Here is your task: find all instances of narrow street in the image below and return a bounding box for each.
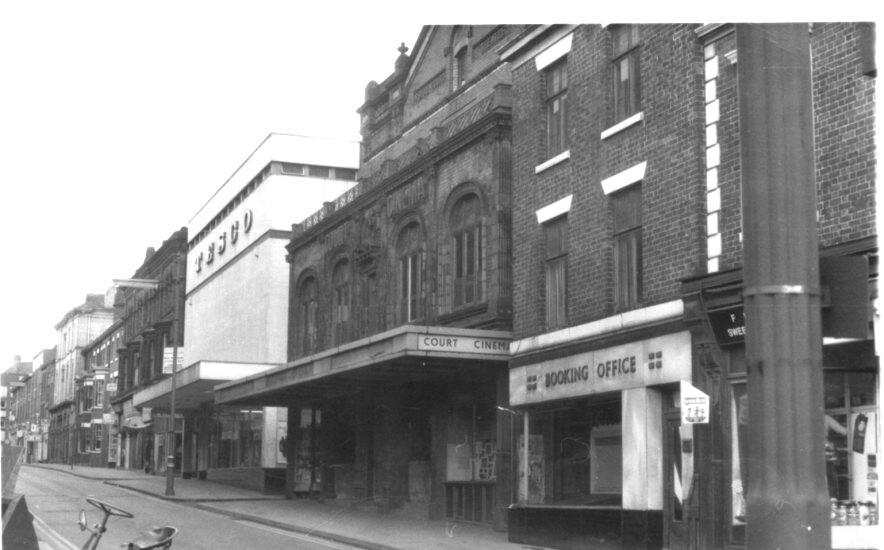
[16,466,364,550]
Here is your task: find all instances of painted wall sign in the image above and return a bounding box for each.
[707,305,745,346]
[417,335,510,355]
[510,331,692,406]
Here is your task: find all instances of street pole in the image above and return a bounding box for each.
[737,24,829,549]
[165,257,182,497]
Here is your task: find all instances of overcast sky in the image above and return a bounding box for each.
[0,2,429,366]
[0,2,875,369]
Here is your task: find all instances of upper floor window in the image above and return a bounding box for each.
[397,222,424,323]
[332,260,351,345]
[545,59,569,157]
[544,215,569,330]
[451,194,484,308]
[612,25,641,123]
[298,277,319,355]
[93,379,104,409]
[143,338,154,384]
[130,350,140,390]
[612,184,642,309]
[452,47,468,91]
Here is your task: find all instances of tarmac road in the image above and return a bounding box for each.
[16,466,365,550]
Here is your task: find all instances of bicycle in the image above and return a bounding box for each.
[77,497,178,550]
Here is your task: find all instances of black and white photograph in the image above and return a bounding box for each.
[1,3,879,549]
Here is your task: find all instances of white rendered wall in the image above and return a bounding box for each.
[184,235,289,365]
[622,387,664,510]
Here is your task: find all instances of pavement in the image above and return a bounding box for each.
[24,463,548,550]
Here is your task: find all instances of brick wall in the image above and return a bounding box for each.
[811,23,877,247]
[512,24,705,339]
[512,23,876,341]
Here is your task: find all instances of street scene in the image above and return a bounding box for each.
[0,10,879,550]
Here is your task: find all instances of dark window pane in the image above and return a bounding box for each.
[824,372,846,409]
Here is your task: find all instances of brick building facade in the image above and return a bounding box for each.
[505,23,876,550]
[111,228,187,475]
[49,295,115,465]
[78,322,122,467]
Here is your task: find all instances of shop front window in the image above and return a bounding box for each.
[825,370,878,528]
[293,407,321,492]
[445,395,496,523]
[518,397,622,505]
[730,369,880,544]
[211,408,264,468]
[729,383,749,544]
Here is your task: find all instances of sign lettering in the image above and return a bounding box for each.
[417,335,510,355]
[707,305,746,346]
[193,209,254,277]
[510,331,692,406]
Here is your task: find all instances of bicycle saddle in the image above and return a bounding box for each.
[126,525,179,549]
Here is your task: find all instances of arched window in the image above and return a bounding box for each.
[397,222,424,322]
[332,260,351,344]
[451,194,483,308]
[298,277,319,355]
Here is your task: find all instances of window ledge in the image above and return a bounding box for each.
[600,112,644,140]
[535,150,570,174]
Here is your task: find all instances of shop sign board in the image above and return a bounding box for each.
[417,334,510,355]
[510,331,692,406]
[106,383,117,393]
[103,413,114,424]
[707,305,746,346]
[680,380,710,424]
[163,347,185,374]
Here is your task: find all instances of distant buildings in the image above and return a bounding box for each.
[49,295,115,464]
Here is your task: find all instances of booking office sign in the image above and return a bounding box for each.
[510,331,693,406]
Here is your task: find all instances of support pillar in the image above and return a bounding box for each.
[737,23,830,549]
[284,406,298,499]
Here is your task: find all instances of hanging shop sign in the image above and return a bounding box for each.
[680,380,710,424]
[106,383,118,393]
[510,331,692,406]
[707,305,746,346]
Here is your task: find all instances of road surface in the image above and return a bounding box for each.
[16,466,363,550]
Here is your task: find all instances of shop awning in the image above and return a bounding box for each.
[133,361,278,410]
[214,325,512,407]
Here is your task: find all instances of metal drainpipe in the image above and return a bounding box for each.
[736,23,830,549]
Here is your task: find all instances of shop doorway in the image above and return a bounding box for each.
[663,403,691,550]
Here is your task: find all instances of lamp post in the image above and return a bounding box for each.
[113,270,181,497]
